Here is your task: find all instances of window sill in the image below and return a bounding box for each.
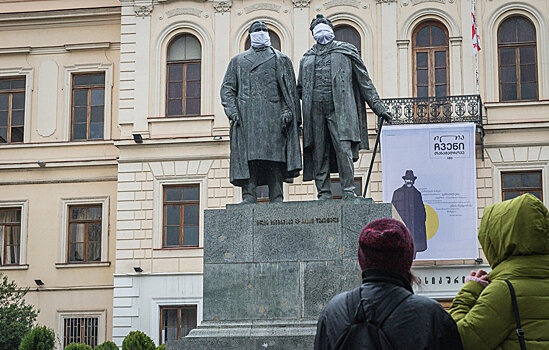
[154,247,203,250]
[484,100,549,108]
[0,264,29,270]
[55,261,111,269]
[148,115,214,123]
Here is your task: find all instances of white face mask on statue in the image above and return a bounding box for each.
[313,23,335,45]
[249,31,271,48]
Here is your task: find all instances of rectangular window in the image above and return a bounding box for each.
[68,205,102,262]
[160,305,197,344]
[71,73,105,141]
[163,184,200,247]
[0,77,25,144]
[167,61,201,117]
[331,178,363,200]
[63,316,99,348]
[0,208,21,265]
[501,171,543,201]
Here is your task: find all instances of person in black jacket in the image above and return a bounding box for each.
[314,218,463,350]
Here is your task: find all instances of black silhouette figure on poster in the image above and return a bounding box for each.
[391,170,427,256]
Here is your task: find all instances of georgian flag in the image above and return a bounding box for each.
[471,0,481,52]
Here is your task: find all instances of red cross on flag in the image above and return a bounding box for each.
[472,0,481,53]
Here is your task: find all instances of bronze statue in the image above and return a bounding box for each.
[298,14,391,200]
[221,21,302,203]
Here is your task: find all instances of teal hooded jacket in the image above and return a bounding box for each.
[449,194,549,349]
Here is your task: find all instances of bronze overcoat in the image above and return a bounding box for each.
[297,41,387,181]
[221,47,302,186]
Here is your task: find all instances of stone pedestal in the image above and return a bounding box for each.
[168,199,394,350]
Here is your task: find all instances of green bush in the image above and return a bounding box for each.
[95,340,119,350]
[64,343,92,350]
[156,344,166,350]
[122,331,155,350]
[18,326,55,350]
[0,273,38,349]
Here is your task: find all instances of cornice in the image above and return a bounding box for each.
[0,42,121,55]
[0,7,121,30]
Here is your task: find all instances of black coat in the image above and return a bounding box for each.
[391,185,427,253]
[314,270,463,350]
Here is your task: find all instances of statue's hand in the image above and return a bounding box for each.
[230,113,241,127]
[281,110,292,131]
[380,111,392,123]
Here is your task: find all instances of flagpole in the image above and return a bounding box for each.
[472,0,480,94]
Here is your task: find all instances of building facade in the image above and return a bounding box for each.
[1,0,548,348]
[0,1,121,348]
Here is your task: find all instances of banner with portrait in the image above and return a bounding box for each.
[381,123,478,260]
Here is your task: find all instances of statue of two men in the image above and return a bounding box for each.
[221,16,391,203]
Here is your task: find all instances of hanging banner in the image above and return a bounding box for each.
[381,123,478,260]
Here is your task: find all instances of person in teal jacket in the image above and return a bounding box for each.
[449,193,549,349]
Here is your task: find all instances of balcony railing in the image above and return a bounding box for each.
[382,94,483,126]
[381,94,485,159]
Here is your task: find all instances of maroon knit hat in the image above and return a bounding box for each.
[358,218,414,275]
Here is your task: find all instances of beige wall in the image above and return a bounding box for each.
[0,2,121,347]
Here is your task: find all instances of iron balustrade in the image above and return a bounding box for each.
[380,94,485,159]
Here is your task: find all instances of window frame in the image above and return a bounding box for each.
[58,197,109,266]
[57,310,106,349]
[151,297,203,346]
[492,161,549,208]
[162,184,200,248]
[63,63,113,141]
[0,76,26,144]
[497,15,538,102]
[159,305,198,344]
[70,73,106,141]
[0,207,22,266]
[412,21,450,98]
[153,176,206,251]
[501,170,543,201]
[166,34,202,118]
[67,204,103,263]
[0,200,28,269]
[0,68,32,144]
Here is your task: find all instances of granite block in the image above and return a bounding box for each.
[204,206,253,263]
[167,335,315,350]
[341,201,392,258]
[253,203,342,262]
[302,259,362,318]
[204,262,300,321]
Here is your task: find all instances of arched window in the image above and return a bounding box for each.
[498,16,537,101]
[412,21,449,98]
[167,34,201,117]
[334,24,361,54]
[244,29,281,51]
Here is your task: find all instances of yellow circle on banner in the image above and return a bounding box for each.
[425,204,439,240]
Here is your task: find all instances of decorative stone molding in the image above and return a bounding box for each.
[377,0,397,3]
[411,0,444,4]
[292,0,311,8]
[244,3,281,14]
[134,5,153,17]
[212,1,232,13]
[324,0,360,10]
[166,8,203,18]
